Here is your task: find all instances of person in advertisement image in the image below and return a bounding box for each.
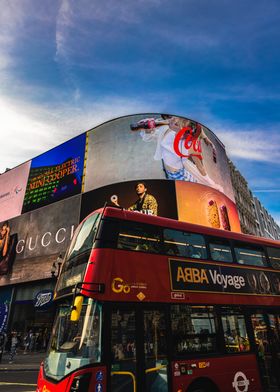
[131,115,223,192]
[0,221,16,275]
[111,181,158,215]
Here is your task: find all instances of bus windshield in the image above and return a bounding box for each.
[56,213,101,294]
[44,298,102,381]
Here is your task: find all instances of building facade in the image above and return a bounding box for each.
[228,160,258,235]
[254,196,280,240]
[0,113,276,346]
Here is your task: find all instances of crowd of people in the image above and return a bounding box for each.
[0,328,50,363]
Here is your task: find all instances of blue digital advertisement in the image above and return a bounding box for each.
[22,133,86,213]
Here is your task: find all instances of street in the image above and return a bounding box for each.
[0,370,37,392]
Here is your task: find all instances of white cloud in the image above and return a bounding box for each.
[214,129,280,163]
[0,93,162,173]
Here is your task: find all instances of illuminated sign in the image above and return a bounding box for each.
[23,134,86,213]
[85,114,235,202]
[0,161,30,221]
[169,259,280,295]
[34,290,53,308]
[0,195,80,287]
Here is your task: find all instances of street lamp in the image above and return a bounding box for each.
[51,254,63,278]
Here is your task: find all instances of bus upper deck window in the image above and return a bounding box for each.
[209,240,233,263]
[267,247,280,270]
[163,229,207,259]
[234,245,267,267]
[117,221,161,254]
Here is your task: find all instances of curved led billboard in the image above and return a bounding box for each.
[0,113,241,286]
[84,114,235,201]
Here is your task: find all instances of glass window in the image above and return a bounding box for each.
[171,305,218,355]
[117,221,161,253]
[209,240,233,263]
[67,213,100,260]
[44,299,102,381]
[111,309,137,392]
[111,309,136,362]
[267,247,280,270]
[144,310,168,391]
[163,229,207,259]
[221,311,250,353]
[268,314,280,343]
[234,245,267,267]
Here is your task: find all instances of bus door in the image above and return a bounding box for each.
[143,308,168,391]
[110,305,169,392]
[251,313,280,391]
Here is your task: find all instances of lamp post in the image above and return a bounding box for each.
[51,254,63,278]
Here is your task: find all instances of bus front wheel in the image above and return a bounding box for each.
[187,378,219,392]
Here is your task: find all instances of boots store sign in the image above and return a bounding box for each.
[33,290,54,309]
[0,195,81,286]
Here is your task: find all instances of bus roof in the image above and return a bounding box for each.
[92,206,280,248]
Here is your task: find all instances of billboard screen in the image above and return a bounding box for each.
[22,134,86,213]
[0,195,81,286]
[81,179,178,221]
[84,114,235,201]
[80,178,240,232]
[0,161,30,221]
[175,182,241,232]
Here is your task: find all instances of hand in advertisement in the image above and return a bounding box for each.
[130,118,169,133]
[110,195,120,207]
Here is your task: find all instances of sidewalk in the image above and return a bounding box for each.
[0,351,45,371]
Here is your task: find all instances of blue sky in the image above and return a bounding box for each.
[0,0,279,223]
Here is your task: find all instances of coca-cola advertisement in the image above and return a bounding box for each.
[84,114,235,202]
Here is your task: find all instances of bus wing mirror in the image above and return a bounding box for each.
[70,295,83,322]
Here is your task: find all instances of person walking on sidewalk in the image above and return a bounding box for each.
[0,332,6,363]
[9,331,18,363]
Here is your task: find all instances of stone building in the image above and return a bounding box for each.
[228,160,258,235]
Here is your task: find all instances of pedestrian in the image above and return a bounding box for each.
[30,331,36,352]
[0,332,6,363]
[9,331,18,363]
[23,330,31,354]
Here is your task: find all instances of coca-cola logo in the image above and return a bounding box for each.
[34,290,53,308]
[173,126,202,159]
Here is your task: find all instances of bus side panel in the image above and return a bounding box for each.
[37,365,107,392]
[171,354,261,392]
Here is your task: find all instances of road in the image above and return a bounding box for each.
[0,370,37,392]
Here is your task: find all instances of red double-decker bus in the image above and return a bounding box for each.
[37,206,280,392]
